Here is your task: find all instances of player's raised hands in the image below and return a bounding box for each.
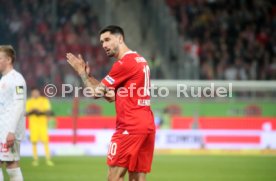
[66,53,86,75]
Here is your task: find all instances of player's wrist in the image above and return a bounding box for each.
[80,72,89,82]
[78,69,86,75]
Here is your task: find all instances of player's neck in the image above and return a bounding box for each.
[2,65,13,76]
[116,45,131,60]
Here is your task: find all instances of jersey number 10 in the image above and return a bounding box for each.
[143,65,150,96]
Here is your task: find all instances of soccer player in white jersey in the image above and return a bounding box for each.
[0,45,26,181]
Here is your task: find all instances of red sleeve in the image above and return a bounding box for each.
[101,60,132,89]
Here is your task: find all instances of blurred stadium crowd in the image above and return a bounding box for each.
[0,0,109,92]
[0,0,275,92]
[167,0,276,80]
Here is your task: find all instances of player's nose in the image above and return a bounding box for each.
[101,42,106,48]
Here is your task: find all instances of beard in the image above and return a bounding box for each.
[106,46,119,57]
[106,50,115,57]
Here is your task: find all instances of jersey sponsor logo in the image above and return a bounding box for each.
[16,86,24,94]
[105,75,115,85]
[138,99,151,106]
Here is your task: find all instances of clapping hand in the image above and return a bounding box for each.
[66,53,87,75]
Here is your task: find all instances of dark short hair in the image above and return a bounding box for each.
[99,25,125,40]
[0,45,16,64]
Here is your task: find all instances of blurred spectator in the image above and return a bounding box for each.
[268,57,276,79]
[64,67,81,87]
[224,58,248,80]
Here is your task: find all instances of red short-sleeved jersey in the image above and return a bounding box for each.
[101,51,155,134]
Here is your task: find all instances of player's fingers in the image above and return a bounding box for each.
[66,53,72,58]
[66,53,76,65]
[66,53,76,62]
[78,54,86,64]
[67,54,75,61]
[66,53,72,62]
[66,58,73,66]
[66,57,73,63]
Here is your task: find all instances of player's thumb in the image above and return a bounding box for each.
[85,61,90,74]
[78,54,83,60]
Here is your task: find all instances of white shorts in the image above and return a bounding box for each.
[0,140,20,162]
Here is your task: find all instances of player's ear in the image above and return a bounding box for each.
[6,56,13,64]
[119,35,123,44]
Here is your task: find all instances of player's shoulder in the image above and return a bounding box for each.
[3,70,26,89]
[121,51,147,65]
[8,69,26,85]
[26,97,34,104]
[40,96,50,102]
[122,51,139,60]
[123,52,147,63]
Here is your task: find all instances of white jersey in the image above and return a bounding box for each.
[0,69,26,142]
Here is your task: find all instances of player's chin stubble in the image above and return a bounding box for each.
[107,47,119,57]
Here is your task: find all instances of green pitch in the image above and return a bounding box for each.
[2,155,276,181]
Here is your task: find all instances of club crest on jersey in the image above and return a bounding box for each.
[105,75,115,85]
[16,86,24,94]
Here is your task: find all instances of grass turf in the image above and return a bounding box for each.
[2,155,276,181]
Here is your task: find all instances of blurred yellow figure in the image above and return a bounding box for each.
[26,88,54,166]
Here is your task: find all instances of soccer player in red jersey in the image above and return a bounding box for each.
[66,25,155,181]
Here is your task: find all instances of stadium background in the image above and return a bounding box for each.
[1,0,276,180]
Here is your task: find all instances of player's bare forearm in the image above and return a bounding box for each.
[79,72,115,102]
[80,72,97,89]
